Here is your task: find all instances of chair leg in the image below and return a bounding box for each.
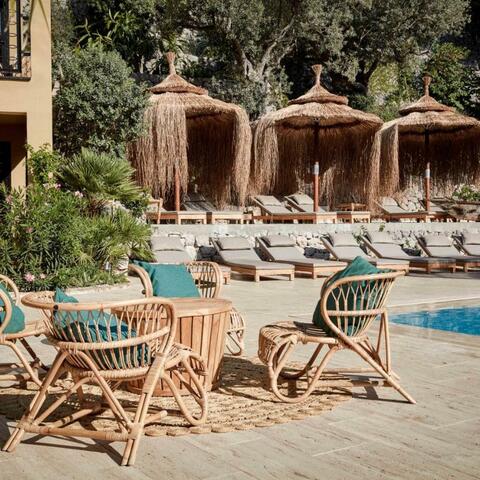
[268,338,339,403]
[225,309,245,356]
[3,351,68,453]
[343,337,416,404]
[1,339,44,386]
[161,351,208,426]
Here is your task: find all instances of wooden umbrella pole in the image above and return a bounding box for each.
[174,167,181,213]
[424,130,431,212]
[313,124,320,213]
[313,162,319,213]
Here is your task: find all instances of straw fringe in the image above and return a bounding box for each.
[128,57,251,208]
[253,102,382,207]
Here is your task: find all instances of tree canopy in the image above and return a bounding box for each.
[53,0,479,130]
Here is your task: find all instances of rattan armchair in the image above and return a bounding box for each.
[0,275,46,386]
[129,261,245,356]
[3,294,208,466]
[258,271,415,404]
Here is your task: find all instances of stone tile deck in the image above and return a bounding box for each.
[1,271,479,479]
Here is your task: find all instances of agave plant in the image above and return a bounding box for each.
[58,148,143,214]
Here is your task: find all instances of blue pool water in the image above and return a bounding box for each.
[390,306,480,336]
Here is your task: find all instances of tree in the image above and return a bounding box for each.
[297,0,470,96]
[163,0,343,114]
[53,45,148,156]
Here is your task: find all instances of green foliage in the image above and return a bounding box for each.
[58,148,144,213]
[425,43,475,112]
[0,147,153,291]
[452,184,480,201]
[53,45,148,156]
[87,210,154,268]
[26,145,62,185]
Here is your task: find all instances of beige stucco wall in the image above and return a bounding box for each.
[0,0,52,188]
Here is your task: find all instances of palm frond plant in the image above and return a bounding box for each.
[87,210,154,273]
[58,148,144,214]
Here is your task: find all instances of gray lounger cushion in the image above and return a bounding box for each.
[423,234,452,247]
[263,235,296,247]
[151,236,185,251]
[256,195,283,206]
[218,249,292,270]
[267,246,341,267]
[329,233,358,247]
[217,237,251,251]
[463,233,480,245]
[154,250,192,263]
[290,194,313,206]
[367,231,395,244]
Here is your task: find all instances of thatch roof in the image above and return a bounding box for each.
[128,52,251,207]
[252,65,383,207]
[379,75,480,196]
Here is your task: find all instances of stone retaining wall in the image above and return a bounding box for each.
[151,222,480,261]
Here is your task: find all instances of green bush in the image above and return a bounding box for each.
[58,148,146,214]
[53,45,148,156]
[27,145,62,184]
[0,147,153,291]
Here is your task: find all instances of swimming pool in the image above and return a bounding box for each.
[390,306,480,336]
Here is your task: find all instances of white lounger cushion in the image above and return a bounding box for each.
[263,235,296,247]
[329,233,358,247]
[151,236,185,251]
[217,237,251,251]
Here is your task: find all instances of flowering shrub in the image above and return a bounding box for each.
[0,148,153,291]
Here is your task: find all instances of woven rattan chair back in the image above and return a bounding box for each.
[320,271,402,339]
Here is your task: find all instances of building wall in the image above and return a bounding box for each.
[0,0,52,188]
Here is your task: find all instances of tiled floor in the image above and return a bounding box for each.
[1,271,479,479]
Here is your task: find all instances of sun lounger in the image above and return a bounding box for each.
[419,199,453,221]
[321,233,409,272]
[183,193,247,224]
[457,233,480,256]
[376,197,433,222]
[286,193,369,223]
[257,235,346,278]
[150,236,231,284]
[212,236,295,282]
[362,231,456,273]
[252,195,336,224]
[147,196,208,224]
[417,234,480,272]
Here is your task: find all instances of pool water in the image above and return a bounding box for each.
[390,306,480,336]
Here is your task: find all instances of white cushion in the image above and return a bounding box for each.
[423,234,452,247]
[329,233,358,247]
[150,236,184,251]
[263,235,296,247]
[256,195,282,206]
[217,237,251,251]
[368,231,395,244]
[463,233,480,245]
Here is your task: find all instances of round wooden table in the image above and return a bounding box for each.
[126,297,232,397]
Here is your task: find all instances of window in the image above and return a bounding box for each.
[0,0,31,79]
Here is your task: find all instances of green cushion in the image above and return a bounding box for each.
[135,262,200,298]
[0,283,25,334]
[54,289,146,368]
[312,256,383,336]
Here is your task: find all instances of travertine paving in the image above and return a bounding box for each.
[1,271,479,479]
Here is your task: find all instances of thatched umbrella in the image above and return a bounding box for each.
[252,65,383,209]
[128,52,251,209]
[379,75,480,210]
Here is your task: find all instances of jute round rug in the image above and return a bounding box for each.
[0,356,351,436]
